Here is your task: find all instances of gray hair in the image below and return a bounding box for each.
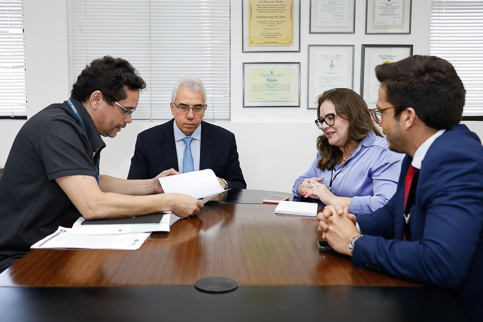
[171,75,207,104]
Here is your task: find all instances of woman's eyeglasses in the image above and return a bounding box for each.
[315,113,337,129]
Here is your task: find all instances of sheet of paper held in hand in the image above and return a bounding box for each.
[274,201,318,217]
[159,169,224,202]
[31,227,150,250]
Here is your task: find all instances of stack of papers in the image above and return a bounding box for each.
[31,227,150,250]
[31,213,173,250]
[74,213,171,234]
[274,201,318,217]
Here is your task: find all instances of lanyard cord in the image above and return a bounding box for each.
[328,157,353,192]
[67,99,100,185]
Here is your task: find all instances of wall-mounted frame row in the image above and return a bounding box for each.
[242,0,412,53]
[243,44,413,108]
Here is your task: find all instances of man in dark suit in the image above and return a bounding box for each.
[128,76,246,190]
[317,55,483,321]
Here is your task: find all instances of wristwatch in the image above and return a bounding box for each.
[220,178,228,190]
[349,235,363,254]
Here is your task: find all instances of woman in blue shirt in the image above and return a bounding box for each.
[293,88,403,214]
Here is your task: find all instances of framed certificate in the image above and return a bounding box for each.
[360,45,413,108]
[307,45,354,109]
[310,0,355,34]
[243,62,300,107]
[366,0,412,34]
[242,0,301,52]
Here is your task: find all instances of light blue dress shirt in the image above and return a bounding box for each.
[174,122,202,173]
[292,131,404,215]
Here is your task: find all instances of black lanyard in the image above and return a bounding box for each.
[67,99,99,185]
[328,157,353,192]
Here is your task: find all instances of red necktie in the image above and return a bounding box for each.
[403,165,418,240]
[404,165,418,208]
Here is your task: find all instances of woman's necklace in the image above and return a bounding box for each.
[341,146,356,162]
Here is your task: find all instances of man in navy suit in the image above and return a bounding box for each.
[317,55,483,321]
[128,75,246,190]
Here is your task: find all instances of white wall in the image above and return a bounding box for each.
[1,0,482,192]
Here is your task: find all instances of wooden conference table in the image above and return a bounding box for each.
[0,190,465,321]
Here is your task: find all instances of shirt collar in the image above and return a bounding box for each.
[173,120,202,141]
[67,97,106,153]
[360,131,376,147]
[412,129,445,169]
[351,131,376,155]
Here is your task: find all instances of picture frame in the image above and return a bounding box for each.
[243,62,301,107]
[242,0,301,52]
[309,0,355,34]
[307,45,354,109]
[365,0,412,34]
[360,45,413,108]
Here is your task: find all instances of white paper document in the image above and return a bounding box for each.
[159,169,224,202]
[275,201,318,217]
[31,227,150,250]
[70,214,171,235]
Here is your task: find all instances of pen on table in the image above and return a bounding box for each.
[308,180,316,188]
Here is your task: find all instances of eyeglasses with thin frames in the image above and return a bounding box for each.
[369,105,405,124]
[315,113,337,130]
[102,93,136,118]
[114,101,136,118]
[172,101,206,114]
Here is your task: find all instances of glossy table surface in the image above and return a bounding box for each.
[0,191,417,286]
[0,190,418,287]
[0,190,466,321]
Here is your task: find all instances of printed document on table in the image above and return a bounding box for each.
[159,169,224,202]
[31,227,150,250]
[71,214,171,235]
[275,201,318,217]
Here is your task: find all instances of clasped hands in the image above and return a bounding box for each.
[317,204,360,257]
[299,177,333,204]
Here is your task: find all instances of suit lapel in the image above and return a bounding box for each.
[200,122,213,170]
[161,119,179,171]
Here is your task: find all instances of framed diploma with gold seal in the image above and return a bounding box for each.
[243,62,300,107]
[360,45,413,108]
[365,0,412,34]
[242,0,301,52]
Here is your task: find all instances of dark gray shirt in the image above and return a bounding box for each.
[0,98,105,272]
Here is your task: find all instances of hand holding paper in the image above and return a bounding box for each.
[159,169,224,202]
